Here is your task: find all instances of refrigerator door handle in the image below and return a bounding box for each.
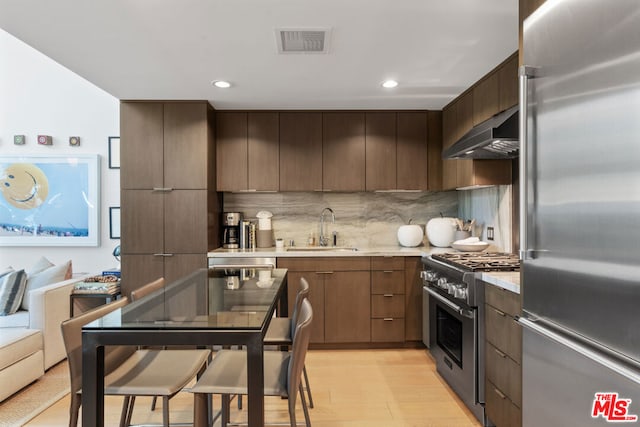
[519,65,539,261]
[517,316,640,386]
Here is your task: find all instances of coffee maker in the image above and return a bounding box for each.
[222,212,242,249]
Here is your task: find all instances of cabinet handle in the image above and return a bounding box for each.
[383,318,394,321]
[493,308,506,317]
[494,387,507,399]
[152,187,173,192]
[383,294,394,298]
[383,270,394,273]
[153,253,174,257]
[494,348,507,358]
[316,271,334,275]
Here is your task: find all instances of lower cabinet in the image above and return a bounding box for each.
[121,254,207,297]
[278,255,424,346]
[484,283,522,427]
[278,257,371,344]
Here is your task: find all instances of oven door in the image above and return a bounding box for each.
[427,286,483,422]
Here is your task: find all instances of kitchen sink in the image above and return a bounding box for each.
[286,247,359,252]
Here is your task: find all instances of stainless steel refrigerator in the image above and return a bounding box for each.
[519,0,640,425]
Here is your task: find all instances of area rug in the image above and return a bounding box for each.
[0,361,70,427]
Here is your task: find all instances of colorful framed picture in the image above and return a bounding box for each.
[0,154,100,246]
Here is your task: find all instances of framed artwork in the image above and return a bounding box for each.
[108,136,120,169]
[0,154,100,246]
[109,207,121,239]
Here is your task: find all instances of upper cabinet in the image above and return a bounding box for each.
[121,102,212,190]
[323,112,366,192]
[217,110,441,192]
[279,112,323,191]
[441,53,517,190]
[216,112,279,192]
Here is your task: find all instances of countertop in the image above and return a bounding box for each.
[481,271,521,294]
[208,245,453,258]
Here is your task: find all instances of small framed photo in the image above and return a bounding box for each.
[109,207,121,239]
[108,136,120,169]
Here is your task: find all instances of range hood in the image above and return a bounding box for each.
[443,105,519,159]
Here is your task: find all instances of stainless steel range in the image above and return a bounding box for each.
[421,252,520,426]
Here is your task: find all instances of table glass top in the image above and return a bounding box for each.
[83,268,287,330]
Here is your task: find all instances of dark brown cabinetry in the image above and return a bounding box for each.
[277,257,371,344]
[370,256,405,342]
[120,101,219,296]
[323,112,366,191]
[365,112,397,191]
[279,112,323,191]
[441,53,517,190]
[216,112,279,191]
[484,283,522,427]
[403,257,423,341]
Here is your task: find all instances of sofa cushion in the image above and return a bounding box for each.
[0,310,29,327]
[0,269,27,316]
[0,328,42,371]
[25,256,55,276]
[21,260,72,311]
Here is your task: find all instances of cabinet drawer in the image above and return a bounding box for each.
[371,270,405,294]
[371,256,404,271]
[485,304,522,361]
[486,342,522,407]
[485,284,521,317]
[371,294,405,318]
[277,257,370,272]
[371,318,405,342]
[485,379,522,427]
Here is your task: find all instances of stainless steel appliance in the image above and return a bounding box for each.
[519,1,640,425]
[222,212,242,249]
[422,252,520,426]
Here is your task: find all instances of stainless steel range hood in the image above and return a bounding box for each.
[443,105,519,159]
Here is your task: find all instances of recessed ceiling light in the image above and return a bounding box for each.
[212,80,231,88]
[382,80,398,88]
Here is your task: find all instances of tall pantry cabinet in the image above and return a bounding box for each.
[120,101,220,296]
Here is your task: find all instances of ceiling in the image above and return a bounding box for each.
[0,0,518,110]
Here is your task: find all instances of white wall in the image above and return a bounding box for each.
[0,29,120,274]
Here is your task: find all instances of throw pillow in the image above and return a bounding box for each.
[0,269,28,316]
[21,260,73,311]
[26,256,55,276]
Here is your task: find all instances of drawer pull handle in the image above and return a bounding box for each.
[494,388,507,399]
[494,348,507,358]
[316,271,334,275]
[494,308,506,317]
[383,318,394,321]
[153,253,174,257]
[383,270,394,273]
[152,187,173,192]
[383,294,394,297]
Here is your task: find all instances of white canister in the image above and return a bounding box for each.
[256,211,273,230]
[426,217,457,247]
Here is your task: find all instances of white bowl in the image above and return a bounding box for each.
[451,241,490,252]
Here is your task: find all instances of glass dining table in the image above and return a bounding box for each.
[81,267,288,427]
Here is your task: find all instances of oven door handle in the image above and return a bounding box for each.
[210,264,275,270]
[424,286,475,319]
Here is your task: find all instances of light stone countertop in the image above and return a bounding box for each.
[208,245,453,258]
[481,271,521,294]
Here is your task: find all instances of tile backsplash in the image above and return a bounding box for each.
[224,192,458,248]
[458,185,512,252]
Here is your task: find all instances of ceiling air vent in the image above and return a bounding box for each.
[275,28,331,54]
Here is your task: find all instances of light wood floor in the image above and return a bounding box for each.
[27,348,481,426]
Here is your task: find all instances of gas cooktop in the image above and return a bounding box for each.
[431,252,520,272]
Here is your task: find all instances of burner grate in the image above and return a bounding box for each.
[432,252,520,272]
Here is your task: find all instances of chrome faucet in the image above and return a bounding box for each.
[319,207,335,246]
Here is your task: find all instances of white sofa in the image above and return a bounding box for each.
[0,275,82,402]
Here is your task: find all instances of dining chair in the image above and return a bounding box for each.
[61,297,210,427]
[190,298,314,427]
[264,277,314,408]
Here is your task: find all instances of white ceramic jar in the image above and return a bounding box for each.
[426,217,457,247]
